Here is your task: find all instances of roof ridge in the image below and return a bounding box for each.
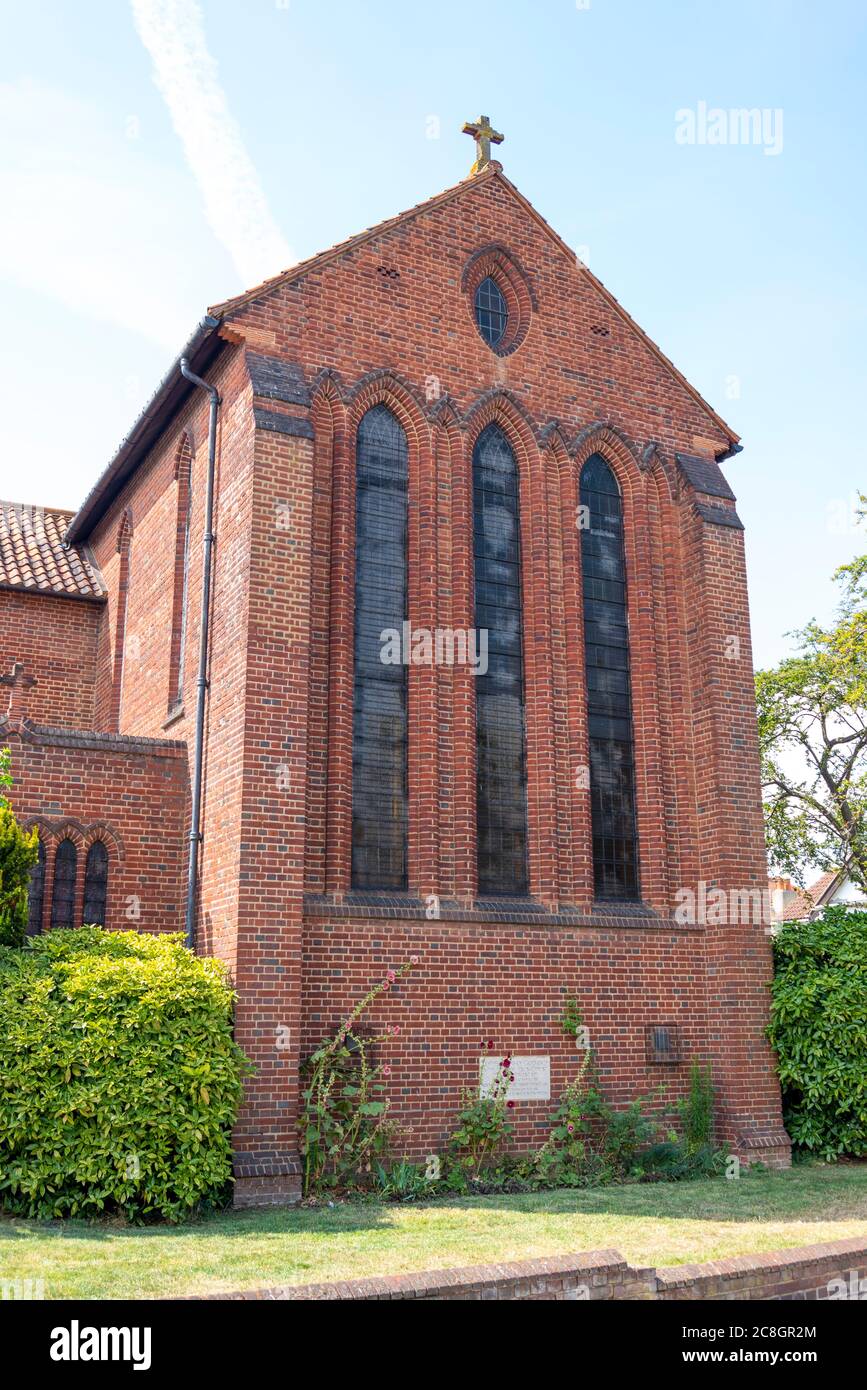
[0,499,76,519]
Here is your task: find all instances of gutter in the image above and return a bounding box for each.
[715,441,744,464]
[65,315,222,546]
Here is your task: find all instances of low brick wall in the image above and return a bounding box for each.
[194,1238,867,1301]
[653,1238,867,1301]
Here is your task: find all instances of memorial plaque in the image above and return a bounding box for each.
[479,1054,551,1102]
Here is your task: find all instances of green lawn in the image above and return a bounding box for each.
[3,1163,867,1300]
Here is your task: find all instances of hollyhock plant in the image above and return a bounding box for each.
[299,956,420,1196]
[447,1045,517,1179]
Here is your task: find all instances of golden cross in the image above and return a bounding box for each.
[462,114,504,174]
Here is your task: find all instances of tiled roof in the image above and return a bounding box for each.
[775,870,842,922]
[0,501,105,601]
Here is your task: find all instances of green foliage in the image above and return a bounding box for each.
[534,1050,596,1184]
[448,1056,515,1179]
[0,747,12,798]
[0,928,249,1221]
[372,1157,429,1201]
[535,1053,725,1188]
[769,905,867,1160]
[559,992,583,1039]
[299,959,418,1196]
[677,1061,715,1153]
[586,1088,665,1179]
[756,505,867,891]
[0,747,39,948]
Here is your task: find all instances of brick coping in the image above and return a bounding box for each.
[0,717,187,757]
[183,1236,867,1301]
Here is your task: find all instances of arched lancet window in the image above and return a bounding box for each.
[112,514,133,731]
[351,404,409,890]
[473,422,528,895]
[83,840,109,926]
[26,836,46,936]
[169,439,193,710]
[580,453,640,899]
[51,838,78,929]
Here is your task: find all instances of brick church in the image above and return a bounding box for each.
[0,120,790,1203]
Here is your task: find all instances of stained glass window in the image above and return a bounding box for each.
[83,840,109,926]
[26,836,45,936]
[351,404,409,890]
[580,453,640,899]
[474,276,508,349]
[51,838,78,928]
[473,423,529,895]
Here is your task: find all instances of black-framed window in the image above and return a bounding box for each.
[26,836,45,936]
[474,276,508,348]
[83,840,109,926]
[51,838,78,928]
[580,453,640,900]
[473,422,529,895]
[351,404,409,890]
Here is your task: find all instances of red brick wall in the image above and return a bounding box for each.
[302,912,709,1159]
[35,166,789,1198]
[2,719,187,935]
[0,589,101,728]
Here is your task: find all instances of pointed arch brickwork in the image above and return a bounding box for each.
[463,392,559,904]
[572,425,668,912]
[167,433,194,714]
[110,509,133,733]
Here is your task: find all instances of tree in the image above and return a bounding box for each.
[0,747,39,947]
[756,499,867,893]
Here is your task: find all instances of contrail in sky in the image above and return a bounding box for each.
[131,0,293,287]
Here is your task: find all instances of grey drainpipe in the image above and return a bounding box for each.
[180,358,221,949]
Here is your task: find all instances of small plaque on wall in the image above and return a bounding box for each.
[480,1055,551,1102]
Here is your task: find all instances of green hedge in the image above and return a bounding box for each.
[769,905,867,1160]
[0,929,249,1220]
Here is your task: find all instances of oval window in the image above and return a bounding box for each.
[474,275,508,348]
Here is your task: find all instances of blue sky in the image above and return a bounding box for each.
[1,0,865,668]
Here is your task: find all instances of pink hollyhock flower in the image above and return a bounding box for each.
[392,1025,400,1036]
[410,955,419,965]
[502,1056,511,1067]
[382,1065,392,1077]
[487,1039,495,1050]
[386,969,396,984]
[507,1101,515,1109]
[567,1123,575,1133]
